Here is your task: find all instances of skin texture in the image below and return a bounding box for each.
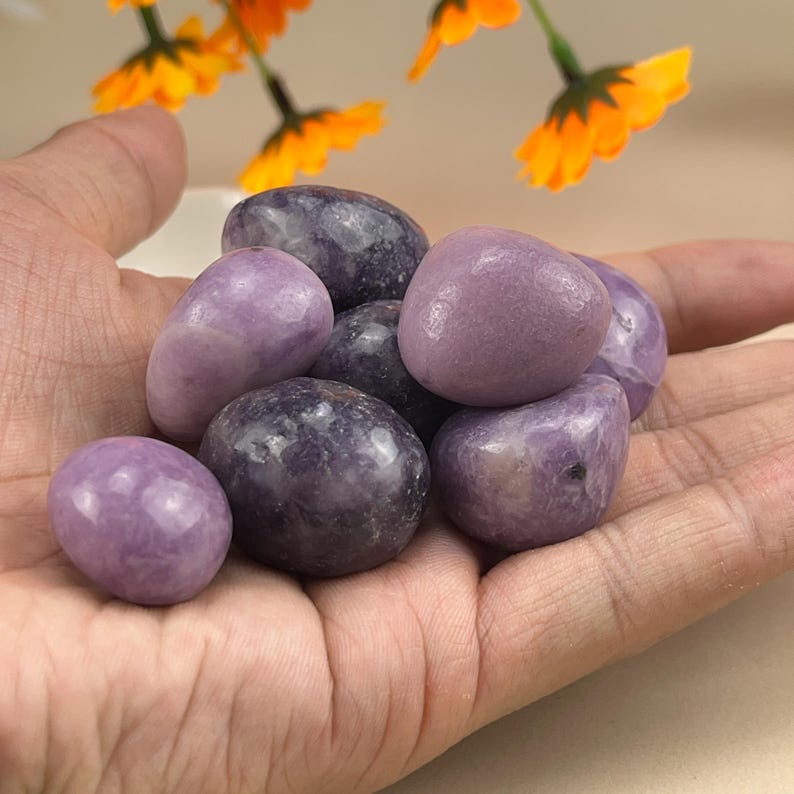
[1,108,794,794]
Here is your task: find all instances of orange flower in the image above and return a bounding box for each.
[213,0,312,54]
[408,0,521,81]
[240,101,386,193]
[107,0,157,11]
[516,47,691,191]
[93,17,242,113]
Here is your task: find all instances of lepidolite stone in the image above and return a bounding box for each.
[198,378,430,577]
[576,254,668,419]
[398,226,612,407]
[221,185,430,312]
[431,374,630,550]
[309,300,458,446]
[146,247,333,442]
[47,437,232,605]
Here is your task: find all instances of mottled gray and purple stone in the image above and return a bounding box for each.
[221,185,430,312]
[47,437,232,605]
[576,254,668,419]
[398,226,612,407]
[146,247,334,442]
[431,374,630,550]
[198,378,430,577]
[309,300,459,447]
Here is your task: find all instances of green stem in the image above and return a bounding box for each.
[525,0,585,83]
[218,0,300,123]
[138,6,168,47]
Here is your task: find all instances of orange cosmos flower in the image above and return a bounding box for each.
[107,0,156,12]
[516,47,691,191]
[214,0,313,54]
[240,101,386,193]
[93,16,242,113]
[409,0,521,81]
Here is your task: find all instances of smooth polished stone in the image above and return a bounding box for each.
[398,226,612,407]
[576,254,668,419]
[146,247,334,442]
[309,300,458,446]
[431,374,630,550]
[47,437,233,605]
[221,185,430,312]
[198,378,430,577]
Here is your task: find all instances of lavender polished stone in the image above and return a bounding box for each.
[146,247,334,442]
[198,378,430,577]
[221,185,430,312]
[431,374,630,550]
[398,226,612,407]
[576,254,668,419]
[309,300,458,447]
[47,437,232,605]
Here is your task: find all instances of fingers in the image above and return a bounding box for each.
[469,441,794,730]
[610,390,794,518]
[0,107,186,258]
[639,339,794,431]
[606,239,794,353]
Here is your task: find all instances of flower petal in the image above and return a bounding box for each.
[437,2,478,46]
[589,98,630,161]
[470,0,522,28]
[515,120,562,187]
[408,27,442,82]
[626,47,692,103]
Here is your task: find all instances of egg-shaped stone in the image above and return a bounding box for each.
[397,226,612,407]
[431,374,630,550]
[146,247,334,442]
[575,254,668,420]
[221,185,429,312]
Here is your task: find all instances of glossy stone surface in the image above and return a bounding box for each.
[146,247,334,442]
[309,300,458,446]
[221,185,430,312]
[576,254,668,419]
[398,226,612,407]
[198,378,430,577]
[47,437,232,605]
[431,374,630,550]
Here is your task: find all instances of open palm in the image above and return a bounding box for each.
[1,108,793,794]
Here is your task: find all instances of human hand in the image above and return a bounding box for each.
[1,108,792,794]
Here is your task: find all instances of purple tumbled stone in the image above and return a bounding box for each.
[398,226,612,407]
[198,378,431,577]
[431,374,630,550]
[221,185,430,312]
[146,247,334,442]
[575,254,668,419]
[309,300,459,447]
[47,437,233,605]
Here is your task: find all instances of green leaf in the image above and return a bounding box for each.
[546,65,633,129]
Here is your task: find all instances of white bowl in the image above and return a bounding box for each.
[119,186,245,278]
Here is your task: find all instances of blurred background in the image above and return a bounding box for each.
[1,2,793,792]
[1,0,793,253]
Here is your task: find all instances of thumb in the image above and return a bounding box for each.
[0,106,187,258]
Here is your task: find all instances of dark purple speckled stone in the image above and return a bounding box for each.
[47,437,232,605]
[198,378,431,577]
[221,185,430,312]
[309,300,458,447]
[575,254,668,420]
[431,374,630,551]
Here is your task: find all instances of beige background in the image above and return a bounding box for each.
[2,1,794,792]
